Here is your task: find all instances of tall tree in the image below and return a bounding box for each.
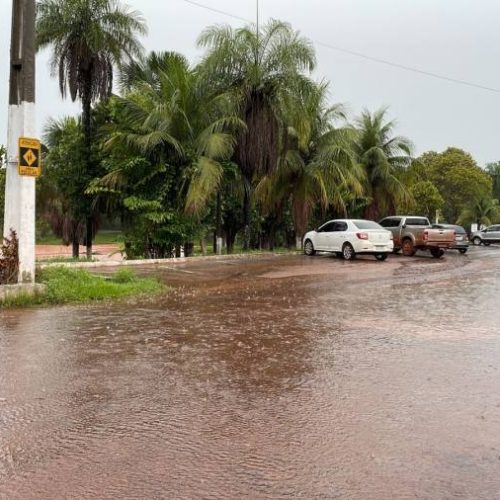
[257,82,362,248]
[352,108,413,221]
[485,162,500,200]
[198,20,316,249]
[36,0,146,257]
[416,148,492,222]
[458,197,500,229]
[42,117,87,257]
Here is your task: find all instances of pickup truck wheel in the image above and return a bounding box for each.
[430,248,445,258]
[459,248,468,255]
[342,243,356,261]
[484,242,491,246]
[304,240,316,256]
[375,254,388,261]
[472,237,482,246]
[402,239,416,257]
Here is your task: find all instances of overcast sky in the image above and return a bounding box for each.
[1,0,500,165]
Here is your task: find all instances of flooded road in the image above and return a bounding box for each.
[1,248,500,499]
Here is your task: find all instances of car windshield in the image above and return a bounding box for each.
[353,220,383,230]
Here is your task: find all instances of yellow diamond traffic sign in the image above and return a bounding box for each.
[23,149,37,167]
[18,137,41,177]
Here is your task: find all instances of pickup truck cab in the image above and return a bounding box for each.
[379,216,455,258]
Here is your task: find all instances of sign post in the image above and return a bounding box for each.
[3,0,37,283]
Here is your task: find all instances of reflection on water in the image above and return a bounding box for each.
[1,249,500,498]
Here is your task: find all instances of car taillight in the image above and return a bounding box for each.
[423,230,428,241]
[356,232,369,240]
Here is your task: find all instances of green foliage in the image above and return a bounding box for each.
[399,180,444,220]
[0,267,164,307]
[198,20,317,248]
[485,162,500,200]
[36,14,499,256]
[89,51,243,258]
[256,82,360,241]
[352,107,413,220]
[457,198,500,228]
[37,0,146,105]
[416,148,492,223]
[41,117,88,243]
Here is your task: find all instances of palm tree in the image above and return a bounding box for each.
[352,108,413,221]
[458,197,500,229]
[42,117,86,257]
[36,0,146,258]
[257,82,362,248]
[90,52,243,256]
[198,20,316,249]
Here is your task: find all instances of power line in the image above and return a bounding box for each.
[181,0,248,22]
[315,41,500,94]
[180,0,500,94]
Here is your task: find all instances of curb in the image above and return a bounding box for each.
[37,252,300,270]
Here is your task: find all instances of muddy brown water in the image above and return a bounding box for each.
[1,248,500,499]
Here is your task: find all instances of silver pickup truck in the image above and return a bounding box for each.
[379,216,456,258]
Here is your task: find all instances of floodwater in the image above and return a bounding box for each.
[1,248,500,499]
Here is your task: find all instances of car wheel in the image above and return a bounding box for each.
[430,248,445,258]
[484,242,491,246]
[375,254,388,261]
[472,237,482,246]
[304,239,316,256]
[342,243,356,261]
[459,248,468,254]
[402,239,416,257]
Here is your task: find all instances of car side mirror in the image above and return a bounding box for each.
[402,223,407,229]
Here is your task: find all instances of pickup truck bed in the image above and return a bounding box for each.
[379,216,455,258]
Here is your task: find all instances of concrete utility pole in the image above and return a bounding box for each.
[4,0,37,282]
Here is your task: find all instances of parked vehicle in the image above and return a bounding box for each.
[432,224,469,254]
[471,225,500,246]
[379,216,455,258]
[303,219,393,261]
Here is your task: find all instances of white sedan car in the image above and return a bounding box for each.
[303,219,394,261]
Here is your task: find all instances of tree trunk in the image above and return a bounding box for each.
[227,231,236,254]
[72,235,79,259]
[81,73,93,260]
[85,216,93,259]
[243,188,251,251]
[213,190,222,253]
[364,200,380,222]
[296,235,302,250]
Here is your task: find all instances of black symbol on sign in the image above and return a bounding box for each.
[20,147,39,168]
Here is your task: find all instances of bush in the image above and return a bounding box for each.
[0,230,19,284]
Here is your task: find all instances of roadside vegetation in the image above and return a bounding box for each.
[2,1,500,264]
[0,267,164,308]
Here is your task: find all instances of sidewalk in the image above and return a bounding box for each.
[36,244,123,262]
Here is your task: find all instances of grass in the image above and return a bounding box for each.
[36,256,96,264]
[37,231,124,246]
[0,267,165,308]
